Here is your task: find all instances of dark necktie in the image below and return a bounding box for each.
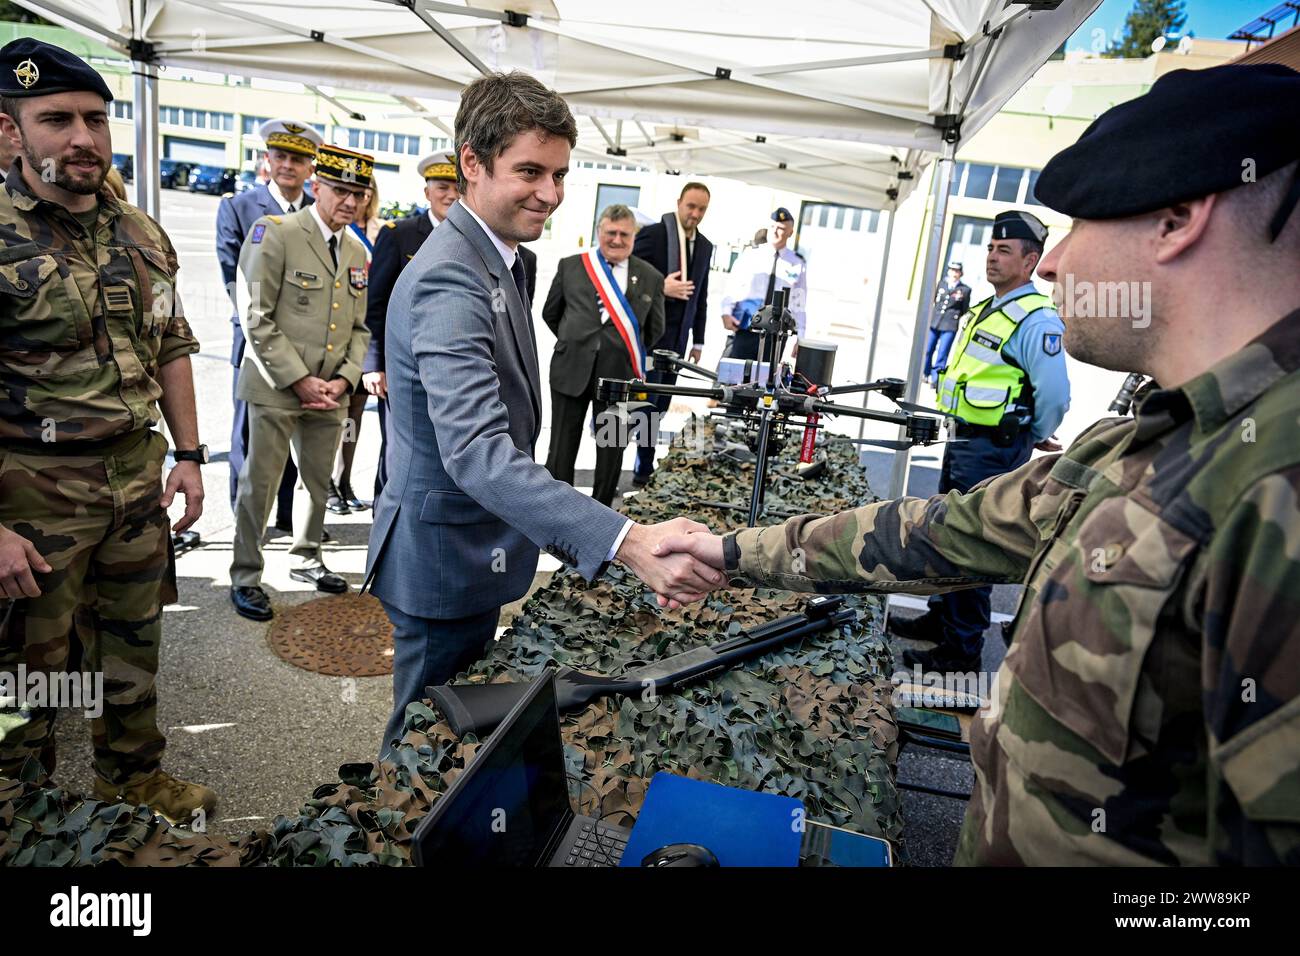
[511,255,530,312]
[764,250,779,304]
[327,235,337,270]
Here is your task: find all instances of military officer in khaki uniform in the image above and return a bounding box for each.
[0,39,215,823]
[229,145,374,621]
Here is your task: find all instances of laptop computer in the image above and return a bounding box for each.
[411,671,633,868]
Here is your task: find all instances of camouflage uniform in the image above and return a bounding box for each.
[724,310,1300,865]
[0,160,198,786]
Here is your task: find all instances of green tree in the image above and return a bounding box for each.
[1106,0,1187,58]
[0,2,50,23]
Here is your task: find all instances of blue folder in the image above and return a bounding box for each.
[619,772,804,867]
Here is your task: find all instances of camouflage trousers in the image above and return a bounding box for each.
[0,428,175,786]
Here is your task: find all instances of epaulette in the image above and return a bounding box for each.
[383,220,397,229]
[266,214,282,224]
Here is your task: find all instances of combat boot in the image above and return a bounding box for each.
[94,770,218,825]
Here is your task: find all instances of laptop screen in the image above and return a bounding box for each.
[413,673,572,867]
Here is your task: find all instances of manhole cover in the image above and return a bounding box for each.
[266,592,394,677]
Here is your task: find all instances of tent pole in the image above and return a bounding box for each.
[131,58,160,220]
[886,143,956,500]
[858,204,896,440]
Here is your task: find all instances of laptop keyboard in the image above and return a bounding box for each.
[563,822,627,867]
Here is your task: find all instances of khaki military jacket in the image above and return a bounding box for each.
[727,309,1300,865]
[236,208,369,408]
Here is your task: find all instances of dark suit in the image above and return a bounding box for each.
[542,253,665,505]
[216,183,310,516]
[365,202,626,758]
[631,215,712,480]
[365,211,537,498]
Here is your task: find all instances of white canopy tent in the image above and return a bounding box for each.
[17,0,1099,495]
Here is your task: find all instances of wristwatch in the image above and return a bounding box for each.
[173,445,209,464]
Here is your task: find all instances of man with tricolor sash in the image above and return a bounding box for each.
[543,203,665,506]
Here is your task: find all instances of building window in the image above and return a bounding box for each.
[1025,169,1044,206]
[992,166,1023,203]
[963,163,995,200]
[242,115,268,135]
[111,100,133,120]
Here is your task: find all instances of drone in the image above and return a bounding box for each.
[597,288,949,526]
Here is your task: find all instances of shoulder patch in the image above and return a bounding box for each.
[1043,332,1062,356]
[250,223,267,244]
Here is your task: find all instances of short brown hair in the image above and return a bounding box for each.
[679,181,710,199]
[454,71,577,192]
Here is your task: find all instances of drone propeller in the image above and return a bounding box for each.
[890,398,947,416]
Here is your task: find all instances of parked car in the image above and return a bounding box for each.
[379,200,422,220]
[111,153,133,183]
[235,169,260,194]
[188,165,238,195]
[158,159,195,189]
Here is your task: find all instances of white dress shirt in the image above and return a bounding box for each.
[458,199,517,270]
[267,179,305,214]
[307,203,345,265]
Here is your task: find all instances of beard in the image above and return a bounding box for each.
[24,141,109,195]
[1063,316,1157,376]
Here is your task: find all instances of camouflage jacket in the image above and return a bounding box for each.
[725,309,1300,865]
[0,160,198,445]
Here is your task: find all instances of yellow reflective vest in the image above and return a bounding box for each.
[937,291,1054,426]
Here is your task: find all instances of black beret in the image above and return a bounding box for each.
[992,210,1047,243]
[1035,63,1300,221]
[0,38,113,101]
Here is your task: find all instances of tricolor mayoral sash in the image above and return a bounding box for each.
[580,249,646,379]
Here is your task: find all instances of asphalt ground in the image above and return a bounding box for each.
[47,188,1016,862]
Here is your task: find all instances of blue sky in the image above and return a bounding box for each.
[1065,0,1275,51]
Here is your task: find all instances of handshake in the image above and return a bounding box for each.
[614,518,729,609]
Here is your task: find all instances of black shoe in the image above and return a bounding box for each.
[321,528,334,544]
[338,480,369,511]
[902,644,982,674]
[631,473,650,488]
[326,480,350,515]
[270,515,293,536]
[888,610,942,644]
[289,566,348,593]
[231,586,273,621]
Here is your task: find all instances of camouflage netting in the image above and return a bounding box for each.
[0,416,902,866]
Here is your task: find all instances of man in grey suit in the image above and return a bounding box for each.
[366,72,722,758]
[544,204,665,506]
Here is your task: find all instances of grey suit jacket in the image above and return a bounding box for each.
[542,253,665,398]
[366,201,629,620]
